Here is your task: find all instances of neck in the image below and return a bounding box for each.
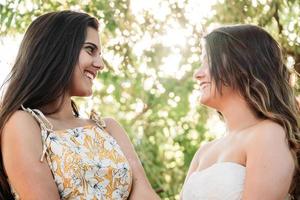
[40,95,76,120]
[218,93,261,135]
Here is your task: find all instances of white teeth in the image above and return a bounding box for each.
[84,72,94,80]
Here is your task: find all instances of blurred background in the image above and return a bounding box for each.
[1,0,299,199]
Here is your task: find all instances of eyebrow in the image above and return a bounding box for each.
[84,42,99,50]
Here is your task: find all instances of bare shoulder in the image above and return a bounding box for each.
[5,110,37,124]
[102,117,131,147]
[258,119,286,135]
[2,110,43,161]
[103,117,125,136]
[3,110,41,140]
[103,117,120,129]
[246,120,293,160]
[246,120,288,148]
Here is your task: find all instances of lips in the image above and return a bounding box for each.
[200,82,210,89]
[84,70,96,80]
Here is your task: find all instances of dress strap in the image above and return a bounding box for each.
[90,109,106,129]
[21,105,53,162]
[21,105,53,131]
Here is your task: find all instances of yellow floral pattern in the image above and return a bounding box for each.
[12,108,132,200]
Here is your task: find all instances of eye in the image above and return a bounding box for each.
[85,46,95,55]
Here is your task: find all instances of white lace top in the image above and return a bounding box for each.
[182,162,245,200]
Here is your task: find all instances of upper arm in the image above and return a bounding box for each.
[243,123,295,200]
[104,117,159,200]
[1,111,60,200]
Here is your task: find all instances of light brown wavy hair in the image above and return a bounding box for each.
[204,24,300,199]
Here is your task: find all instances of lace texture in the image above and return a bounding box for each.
[182,162,245,200]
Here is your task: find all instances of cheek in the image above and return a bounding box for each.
[210,82,217,95]
[69,66,83,88]
[206,70,212,82]
[72,66,82,81]
[201,83,219,101]
[219,85,235,98]
[77,51,92,67]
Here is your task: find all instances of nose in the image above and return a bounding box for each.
[93,54,105,70]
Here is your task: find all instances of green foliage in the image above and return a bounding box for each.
[1,0,299,199]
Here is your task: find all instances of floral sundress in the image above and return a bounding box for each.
[11,106,132,200]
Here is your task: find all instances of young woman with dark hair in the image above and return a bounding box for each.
[181,24,300,200]
[0,11,159,200]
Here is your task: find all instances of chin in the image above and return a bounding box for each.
[82,90,93,97]
[199,96,214,108]
[199,94,209,105]
[71,89,93,97]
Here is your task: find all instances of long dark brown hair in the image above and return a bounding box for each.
[0,10,98,199]
[204,24,300,199]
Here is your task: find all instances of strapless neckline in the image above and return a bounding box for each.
[192,161,245,175]
[182,162,246,200]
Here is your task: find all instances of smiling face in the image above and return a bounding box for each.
[69,27,104,97]
[194,51,217,107]
[194,49,235,109]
